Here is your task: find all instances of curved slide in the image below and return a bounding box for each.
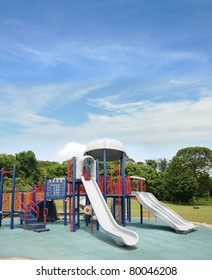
[81,176,139,246]
[132,192,197,233]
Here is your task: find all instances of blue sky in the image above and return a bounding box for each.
[0,0,211,162]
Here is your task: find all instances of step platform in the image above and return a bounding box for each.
[19,209,50,233]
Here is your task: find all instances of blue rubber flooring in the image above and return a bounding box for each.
[0,218,211,260]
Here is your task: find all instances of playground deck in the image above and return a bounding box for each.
[0,217,211,260]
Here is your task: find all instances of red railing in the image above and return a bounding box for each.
[43,208,48,227]
[20,201,27,230]
[29,200,39,220]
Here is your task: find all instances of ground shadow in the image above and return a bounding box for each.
[82,225,138,251]
[128,221,174,233]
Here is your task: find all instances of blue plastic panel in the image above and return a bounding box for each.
[46,179,66,199]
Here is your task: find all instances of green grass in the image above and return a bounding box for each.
[55,198,212,225]
[163,202,212,225]
[55,200,63,211]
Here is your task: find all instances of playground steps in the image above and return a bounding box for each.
[19,206,49,233]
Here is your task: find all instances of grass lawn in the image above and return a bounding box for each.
[163,202,212,225]
[55,197,212,225]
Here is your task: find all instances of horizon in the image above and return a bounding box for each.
[1,141,211,164]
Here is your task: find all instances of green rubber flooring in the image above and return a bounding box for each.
[0,218,211,260]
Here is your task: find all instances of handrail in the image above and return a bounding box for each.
[20,201,27,230]
[1,213,10,220]
[29,200,39,220]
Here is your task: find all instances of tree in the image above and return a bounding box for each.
[125,155,135,164]
[176,147,212,198]
[15,151,40,182]
[176,147,212,175]
[125,161,165,200]
[157,158,169,173]
[0,154,16,170]
[164,156,198,203]
[37,160,67,178]
[145,159,157,170]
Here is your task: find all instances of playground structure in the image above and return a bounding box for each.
[0,166,50,232]
[0,138,196,246]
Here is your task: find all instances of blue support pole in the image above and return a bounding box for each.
[96,160,99,185]
[103,149,107,200]
[64,176,67,226]
[63,201,67,226]
[85,158,90,227]
[77,182,80,229]
[0,168,4,227]
[44,177,47,211]
[128,197,131,222]
[10,164,16,230]
[121,153,126,226]
[43,176,47,228]
[96,160,99,230]
[72,157,76,232]
[140,204,143,224]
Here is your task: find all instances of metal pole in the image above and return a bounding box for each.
[121,153,126,226]
[72,157,76,232]
[77,181,80,229]
[10,164,16,229]
[64,176,67,226]
[0,168,4,227]
[43,176,47,228]
[127,196,131,222]
[140,204,143,224]
[96,160,99,230]
[103,149,107,200]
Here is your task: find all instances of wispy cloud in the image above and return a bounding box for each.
[16,44,55,66]
[0,79,111,129]
[88,77,208,113]
[2,93,210,161]
[81,95,212,150]
[88,95,149,114]
[1,28,209,79]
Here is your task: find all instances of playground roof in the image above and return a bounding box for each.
[130,176,146,181]
[84,138,126,161]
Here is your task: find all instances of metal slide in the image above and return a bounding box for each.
[81,176,139,246]
[132,192,197,233]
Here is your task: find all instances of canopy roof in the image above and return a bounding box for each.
[84,138,126,161]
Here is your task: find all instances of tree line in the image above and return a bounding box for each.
[0,147,211,204]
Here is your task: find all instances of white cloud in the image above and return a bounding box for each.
[1,80,211,162]
[85,96,212,144]
[88,95,148,114]
[27,95,212,160]
[58,142,86,160]
[0,79,111,127]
